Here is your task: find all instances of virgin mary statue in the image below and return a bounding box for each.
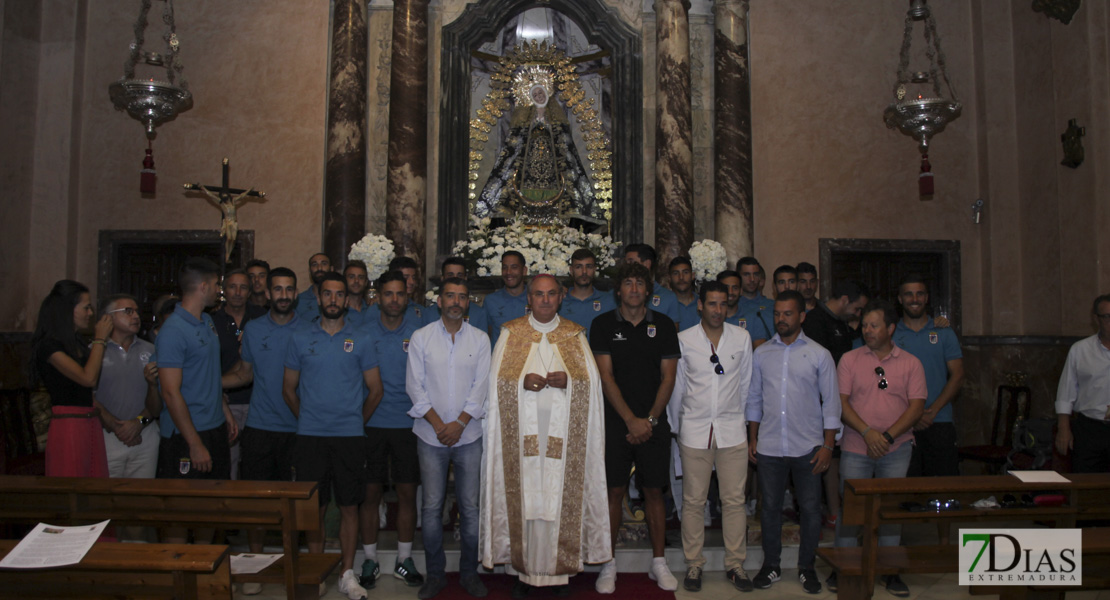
[475,65,603,227]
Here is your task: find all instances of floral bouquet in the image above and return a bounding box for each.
[452,216,620,277]
[689,239,727,284]
[348,233,396,279]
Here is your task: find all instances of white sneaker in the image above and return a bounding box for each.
[338,569,368,600]
[595,560,617,594]
[242,582,263,595]
[649,560,678,591]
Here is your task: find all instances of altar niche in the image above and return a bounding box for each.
[438,0,642,256]
[96,230,255,327]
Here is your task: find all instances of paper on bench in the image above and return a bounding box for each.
[1009,470,1071,484]
[231,553,283,574]
[0,520,109,569]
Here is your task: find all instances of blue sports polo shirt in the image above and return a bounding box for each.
[154,304,225,438]
[363,313,422,428]
[484,287,529,346]
[647,285,681,323]
[675,296,700,332]
[423,300,490,334]
[893,318,962,423]
[294,288,319,318]
[285,319,378,437]
[727,301,772,342]
[738,293,773,314]
[559,287,616,339]
[241,312,301,433]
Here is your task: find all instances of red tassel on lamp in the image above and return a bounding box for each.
[140,146,157,194]
[918,153,934,199]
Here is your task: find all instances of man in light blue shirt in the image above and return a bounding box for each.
[484,250,529,346]
[893,275,963,478]
[294,252,332,318]
[746,291,840,594]
[668,256,700,332]
[423,257,490,333]
[559,248,616,338]
[407,277,491,599]
[624,243,680,323]
[284,272,383,599]
[357,271,425,589]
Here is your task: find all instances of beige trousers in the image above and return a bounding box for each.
[679,439,749,571]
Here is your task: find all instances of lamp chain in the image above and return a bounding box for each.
[123,0,152,80]
[121,0,187,90]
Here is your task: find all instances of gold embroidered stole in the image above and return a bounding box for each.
[496,316,591,575]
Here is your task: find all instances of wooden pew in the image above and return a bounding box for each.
[0,540,230,599]
[0,476,339,600]
[817,473,1110,599]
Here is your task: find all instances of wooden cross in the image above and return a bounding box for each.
[183,158,266,272]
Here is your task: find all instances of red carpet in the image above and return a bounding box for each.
[435,572,676,600]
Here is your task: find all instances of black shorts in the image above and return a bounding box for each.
[156,422,231,480]
[605,420,671,489]
[240,427,296,482]
[364,427,420,485]
[293,435,366,507]
[908,421,959,477]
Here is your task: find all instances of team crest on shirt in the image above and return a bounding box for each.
[738,319,748,329]
[463,315,470,323]
[414,307,423,318]
[179,457,191,475]
[343,338,354,352]
[929,332,938,344]
[402,339,410,352]
[593,300,601,311]
[139,352,151,363]
[652,295,661,307]
[647,324,657,338]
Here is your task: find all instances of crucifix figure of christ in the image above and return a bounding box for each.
[183,158,266,265]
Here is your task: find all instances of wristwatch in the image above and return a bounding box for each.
[137,416,154,426]
[882,431,894,444]
[646,415,658,427]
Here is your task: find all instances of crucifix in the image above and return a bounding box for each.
[183,158,266,270]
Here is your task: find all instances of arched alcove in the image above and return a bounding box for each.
[437,0,642,255]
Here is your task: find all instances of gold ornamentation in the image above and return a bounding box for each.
[523,434,540,457]
[546,436,564,460]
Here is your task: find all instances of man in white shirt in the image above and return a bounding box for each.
[668,281,754,593]
[407,278,491,599]
[1055,294,1110,473]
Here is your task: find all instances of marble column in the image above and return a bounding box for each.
[385,0,429,275]
[713,0,753,264]
[655,0,694,271]
[324,0,368,270]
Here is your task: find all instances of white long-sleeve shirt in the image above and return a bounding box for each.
[407,319,491,447]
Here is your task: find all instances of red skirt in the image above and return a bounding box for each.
[45,406,109,478]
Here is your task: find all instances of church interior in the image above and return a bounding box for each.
[1,0,1108,597]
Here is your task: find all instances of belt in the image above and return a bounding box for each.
[51,409,100,419]
[1077,413,1110,425]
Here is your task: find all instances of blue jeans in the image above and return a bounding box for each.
[756,448,824,570]
[836,443,912,548]
[417,437,483,578]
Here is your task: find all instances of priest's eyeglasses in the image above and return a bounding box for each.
[710,352,724,375]
[875,366,888,390]
[108,307,138,316]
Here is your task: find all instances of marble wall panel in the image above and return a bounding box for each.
[367,5,393,236]
[689,14,714,244]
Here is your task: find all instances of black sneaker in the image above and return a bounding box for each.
[510,578,532,599]
[752,565,780,589]
[798,569,822,594]
[882,574,910,597]
[683,566,702,592]
[394,558,425,587]
[728,567,755,592]
[826,571,838,592]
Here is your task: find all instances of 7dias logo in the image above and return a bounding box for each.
[959,529,1081,586]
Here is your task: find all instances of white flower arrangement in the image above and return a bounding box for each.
[689,239,727,283]
[451,216,620,276]
[348,233,396,279]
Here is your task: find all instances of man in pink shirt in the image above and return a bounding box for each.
[829,300,925,597]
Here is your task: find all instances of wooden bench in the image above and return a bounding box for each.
[0,476,340,600]
[817,473,1110,599]
[0,540,230,599]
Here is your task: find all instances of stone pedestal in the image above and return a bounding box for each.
[324,0,368,269]
[386,0,429,275]
[713,0,753,264]
[654,0,694,269]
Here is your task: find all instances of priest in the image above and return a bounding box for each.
[480,274,611,597]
